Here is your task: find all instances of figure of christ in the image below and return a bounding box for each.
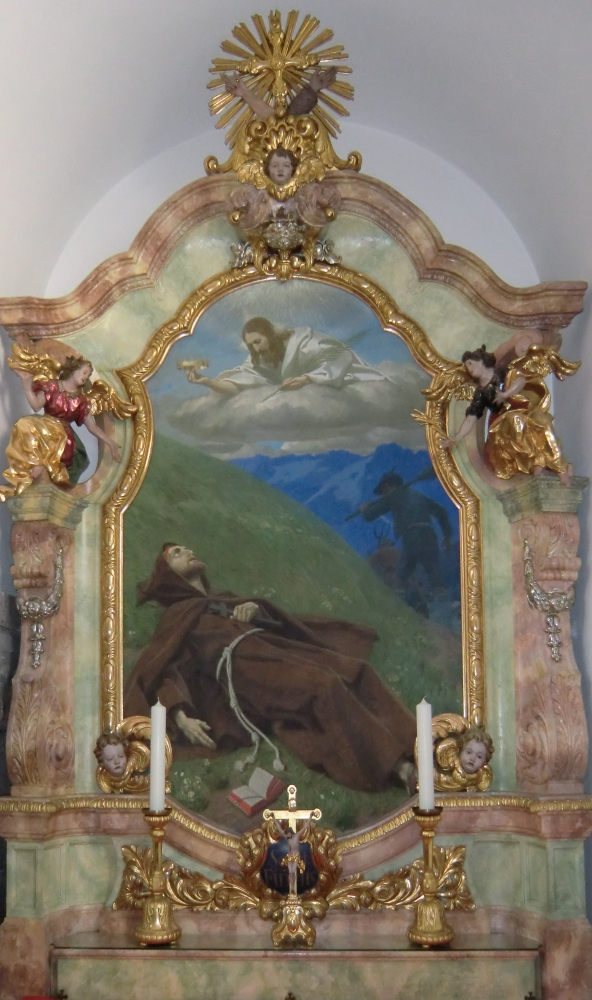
[124,544,417,794]
[273,814,313,896]
[186,317,390,397]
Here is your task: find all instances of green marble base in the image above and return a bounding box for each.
[51,932,541,1000]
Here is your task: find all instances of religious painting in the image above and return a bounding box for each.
[122,277,462,835]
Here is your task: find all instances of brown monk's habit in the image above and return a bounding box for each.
[124,557,416,792]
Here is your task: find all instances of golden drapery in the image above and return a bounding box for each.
[0,415,69,498]
[486,373,569,480]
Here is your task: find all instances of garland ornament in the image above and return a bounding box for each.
[523,539,575,662]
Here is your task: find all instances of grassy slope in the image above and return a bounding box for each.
[124,433,461,832]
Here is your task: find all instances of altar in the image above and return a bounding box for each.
[0,10,591,1000]
[50,930,542,1000]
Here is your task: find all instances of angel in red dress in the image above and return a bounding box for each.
[1,346,135,500]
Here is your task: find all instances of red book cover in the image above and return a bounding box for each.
[228,767,286,817]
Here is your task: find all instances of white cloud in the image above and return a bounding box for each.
[167,361,428,458]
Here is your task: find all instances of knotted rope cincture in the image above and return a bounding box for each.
[216,628,285,773]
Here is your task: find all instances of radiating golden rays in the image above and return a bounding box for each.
[208,9,354,145]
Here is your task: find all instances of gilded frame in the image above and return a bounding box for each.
[100,262,485,740]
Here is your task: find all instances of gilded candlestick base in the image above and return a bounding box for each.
[407,806,454,948]
[135,808,181,948]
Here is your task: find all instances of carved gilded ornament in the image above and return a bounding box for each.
[206,10,357,165]
[94,716,173,795]
[114,801,474,948]
[205,11,360,279]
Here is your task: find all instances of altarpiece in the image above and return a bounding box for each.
[0,11,590,1000]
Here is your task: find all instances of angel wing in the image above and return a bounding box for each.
[422,364,475,404]
[508,345,581,382]
[432,713,467,741]
[7,344,62,381]
[85,379,136,419]
[435,737,460,773]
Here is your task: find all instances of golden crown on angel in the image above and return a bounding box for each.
[0,342,135,501]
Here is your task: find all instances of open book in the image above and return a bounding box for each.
[228,767,286,817]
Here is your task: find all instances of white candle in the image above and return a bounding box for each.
[416,698,435,811]
[150,699,167,812]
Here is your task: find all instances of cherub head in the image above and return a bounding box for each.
[264,146,299,186]
[457,727,494,774]
[461,345,497,385]
[94,730,129,778]
[58,355,93,390]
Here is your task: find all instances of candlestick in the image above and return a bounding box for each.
[150,700,166,812]
[135,808,181,946]
[416,698,434,810]
[408,806,454,947]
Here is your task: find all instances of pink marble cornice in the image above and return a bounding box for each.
[0,173,585,340]
[0,794,590,875]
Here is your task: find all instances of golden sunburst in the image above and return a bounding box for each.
[208,9,354,146]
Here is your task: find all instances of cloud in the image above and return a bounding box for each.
[166,361,429,458]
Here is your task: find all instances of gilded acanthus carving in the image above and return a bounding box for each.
[512,509,588,791]
[114,807,473,949]
[6,517,78,795]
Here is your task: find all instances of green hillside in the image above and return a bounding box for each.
[123,433,462,833]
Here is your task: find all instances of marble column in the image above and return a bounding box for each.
[498,476,589,794]
[5,484,88,797]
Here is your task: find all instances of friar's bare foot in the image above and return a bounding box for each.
[532,466,543,477]
[559,464,573,488]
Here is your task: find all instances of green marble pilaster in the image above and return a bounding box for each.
[73,502,103,793]
[497,475,589,523]
[5,836,224,918]
[447,397,516,791]
[548,840,586,919]
[365,831,586,921]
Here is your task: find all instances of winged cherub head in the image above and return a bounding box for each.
[456,727,494,774]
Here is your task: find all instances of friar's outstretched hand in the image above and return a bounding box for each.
[232,601,259,623]
[175,709,217,749]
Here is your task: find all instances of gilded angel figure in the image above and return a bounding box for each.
[0,345,135,500]
[434,344,578,486]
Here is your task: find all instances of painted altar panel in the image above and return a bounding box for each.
[122,278,462,834]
